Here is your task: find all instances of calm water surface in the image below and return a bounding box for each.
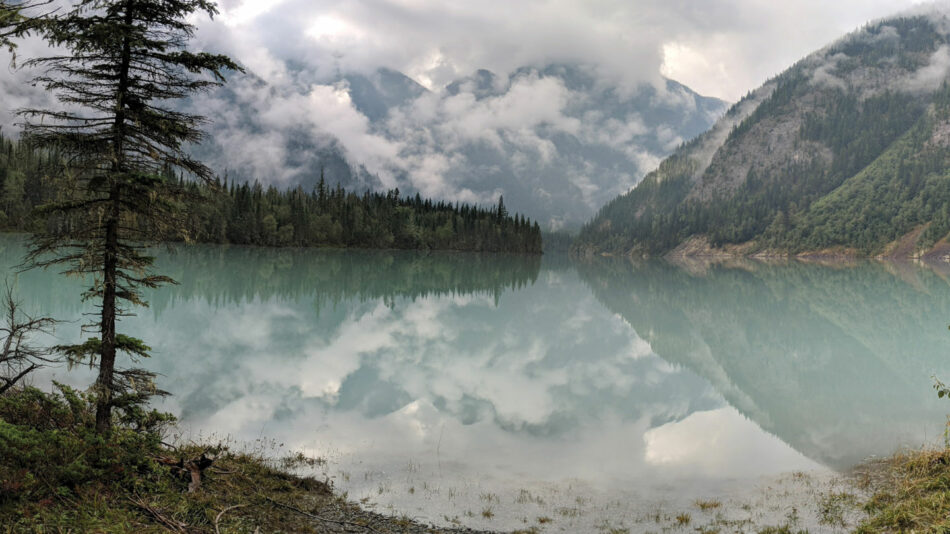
[3,235,949,531]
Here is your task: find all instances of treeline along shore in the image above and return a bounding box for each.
[0,131,543,255]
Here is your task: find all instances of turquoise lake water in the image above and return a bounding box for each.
[3,235,949,530]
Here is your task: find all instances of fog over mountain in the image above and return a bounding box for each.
[186,63,726,229]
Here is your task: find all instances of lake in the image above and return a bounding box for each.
[3,234,949,532]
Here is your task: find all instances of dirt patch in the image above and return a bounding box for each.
[660,235,871,263]
[880,225,928,259]
[664,235,760,259]
[922,237,950,263]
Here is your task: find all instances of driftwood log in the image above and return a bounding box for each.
[156,453,215,492]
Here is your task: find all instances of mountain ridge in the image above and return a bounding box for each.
[575,11,950,258]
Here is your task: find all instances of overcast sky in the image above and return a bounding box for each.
[202,0,933,102]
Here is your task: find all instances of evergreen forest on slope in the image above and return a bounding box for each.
[576,15,950,258]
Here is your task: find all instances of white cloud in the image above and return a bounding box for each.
[378,73,585,200]
[810,53,850,91]
[657,0,926,100]
[203,0,929,102]
[643,407,820,476]
[904,44,950,93]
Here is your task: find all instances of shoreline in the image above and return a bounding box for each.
[0,230,544,257]
[572,231,950,264]
[2,382,948,533]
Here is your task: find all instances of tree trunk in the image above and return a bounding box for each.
[95,0,134,434]
[94,198,119,434]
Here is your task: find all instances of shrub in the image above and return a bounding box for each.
[0,384,174,510]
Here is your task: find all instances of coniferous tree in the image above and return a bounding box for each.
[0,1,49,55]
[0,130,544,254]
[0,1,24,51]
[19,0,240,434]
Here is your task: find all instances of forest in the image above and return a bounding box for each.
[0,131,543,254]
[577,76,950,255]
[575,17,950,257]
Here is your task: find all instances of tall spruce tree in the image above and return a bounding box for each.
[19,0,240,434]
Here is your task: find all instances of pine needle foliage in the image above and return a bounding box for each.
[0,1,51,58]
[17,0,240,434]
[0,1,27,53]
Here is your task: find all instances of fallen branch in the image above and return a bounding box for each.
[209,466,238,475]
[260,494,382,534]
[129,496,190,533]
[214,504,248,534]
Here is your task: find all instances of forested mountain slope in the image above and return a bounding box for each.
[576,13,950,258]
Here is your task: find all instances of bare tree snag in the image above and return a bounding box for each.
[0,283,57,394]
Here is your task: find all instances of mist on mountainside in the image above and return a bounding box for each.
[185,64,726,230]
[577,8,950,258]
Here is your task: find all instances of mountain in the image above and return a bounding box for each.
[575,12,950,258]
[185,64,727,230]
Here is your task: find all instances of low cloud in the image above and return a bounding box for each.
[382,73,583,200]
[810,53,850,91]
[184,60,723,226]
[904,44,950,93]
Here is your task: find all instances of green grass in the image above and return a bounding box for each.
[858,449,950,533]
[817,490,857,527]
[695,499,722,512]
[0,385,351,533]
[756,526,808,534]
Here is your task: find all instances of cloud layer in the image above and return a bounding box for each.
[203,0,927,102]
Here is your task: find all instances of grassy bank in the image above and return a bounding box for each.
[853,448,950,533]
[0,385,490,533]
